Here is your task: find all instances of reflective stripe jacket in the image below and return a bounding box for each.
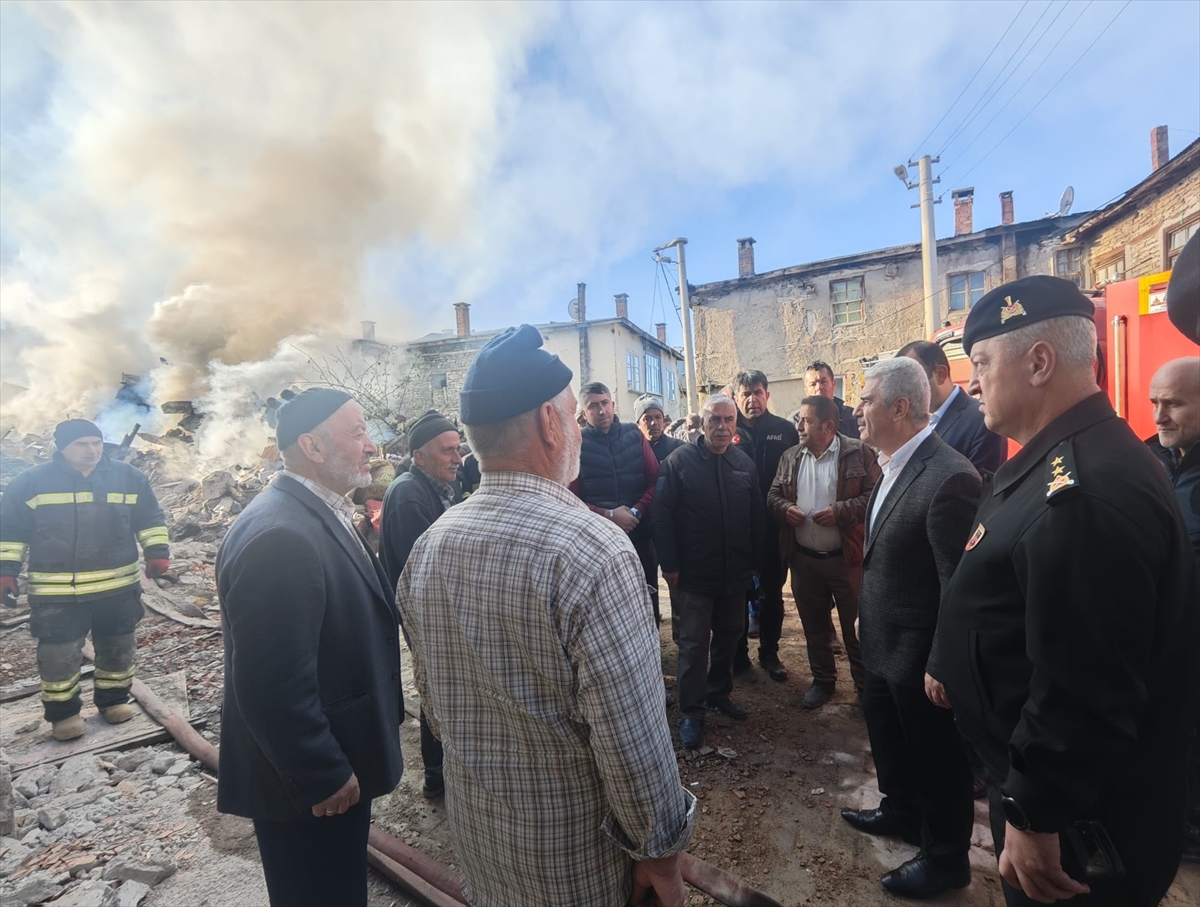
[0,453,168,602]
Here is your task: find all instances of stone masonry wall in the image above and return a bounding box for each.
[1085,168,1200,281]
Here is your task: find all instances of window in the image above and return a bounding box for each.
[626,350,641,392]
[831,277,864,324]
[645,356,663,394]
[949,272,986,311]
[1092,255,1124,287]
[1055,247,1084,286]
[1167,219,1199,270]
[666,368,677,402]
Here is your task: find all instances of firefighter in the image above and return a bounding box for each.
[0,419,170,741]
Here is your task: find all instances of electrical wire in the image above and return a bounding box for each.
[910,0,1030,161]
[940,0,1090,178]
[936,0,1059,158]
[946,0,1132,190]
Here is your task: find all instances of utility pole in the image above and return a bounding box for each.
[894,155,941,338]
[653,237,698,415]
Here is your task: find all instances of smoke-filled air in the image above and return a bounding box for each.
[0,0,541,464]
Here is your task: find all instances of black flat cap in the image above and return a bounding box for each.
[962,275,1094,356]
[276,388,353,449]
[459,325,573,425]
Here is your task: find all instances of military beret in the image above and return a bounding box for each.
[962,275,1094,356]
[276,387,353,449]
[1166,229,1199,344]
[460,324,573,425]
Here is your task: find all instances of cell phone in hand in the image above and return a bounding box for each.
[1062,820,1126,882]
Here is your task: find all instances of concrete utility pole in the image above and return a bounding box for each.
[895,155,941,338]
[653,237,698,415]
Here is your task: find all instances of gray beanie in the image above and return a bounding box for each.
[632,395,665,421]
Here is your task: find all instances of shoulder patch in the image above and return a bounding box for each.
[1045,440,1080,504]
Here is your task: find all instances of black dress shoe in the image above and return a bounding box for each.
[422,770,445,799]
[802,680,835,709]
[881,855,970,899]
[708,695,748,720]
[840,807,922,846]
[758,655,788,683]
[679,715,705,748]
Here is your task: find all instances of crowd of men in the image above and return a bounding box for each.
[2,236,1197,907]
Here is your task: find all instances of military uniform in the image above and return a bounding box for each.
[934,391,1197,904]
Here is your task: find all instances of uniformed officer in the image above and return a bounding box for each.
[928,276,1198,906]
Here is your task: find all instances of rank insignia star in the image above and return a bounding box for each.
[1047,472,1074,497]
[1051,456,1064,467]
[1000,296,1027,323]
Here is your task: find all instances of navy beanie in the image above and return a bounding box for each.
[276,388,353,449]
[54,419,103,448]
[460,325,574,425]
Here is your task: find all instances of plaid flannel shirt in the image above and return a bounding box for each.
[397,470,695,907]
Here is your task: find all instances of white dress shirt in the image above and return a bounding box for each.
[868,424,934,536]
[928,385,960,431]
[794,435,842,551]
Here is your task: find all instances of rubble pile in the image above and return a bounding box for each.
[0,748,209,906]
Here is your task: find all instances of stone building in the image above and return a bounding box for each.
[1057,131,1199,288]
[354,286,686,429]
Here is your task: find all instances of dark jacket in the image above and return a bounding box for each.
[732,410,800,501]
[934,386,1007,478]
[379,466,461,592]
[1147,435,1200,557]
[652,437,763,595]
[0,454,168,602]
[934,393,1198,836]
[648,433,683,464]
[858,433,981,688]
[216,475,403,821]
[767,435,881,569]
[570,419,658,542]
[833,396,860,439]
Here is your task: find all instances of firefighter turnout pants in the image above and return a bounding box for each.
[31,589,144,722]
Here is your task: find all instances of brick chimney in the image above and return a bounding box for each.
[999,190,1014,226]
[737,237,756,278]
[952,188,974,236]
[656,323,667,344]
[361,320,376,342]
[573,283,586,322]
[454,302,471,338]
[1151,125,1169,172]
[614,293,629,320]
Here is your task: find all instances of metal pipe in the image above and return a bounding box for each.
[680,852,785,907]
[1111,315,1127,418]
[917,154,941,339]
[367,845,467,907]
[655,237,698,415]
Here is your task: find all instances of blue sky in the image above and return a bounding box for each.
[1,0,1198,402]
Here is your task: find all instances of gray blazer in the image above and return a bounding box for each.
[858,433,981,688]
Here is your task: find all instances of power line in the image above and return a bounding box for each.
[910,0,1030,161]
[948,0,1132,189]
[936,0,1059,158]
[941,0,1090,178]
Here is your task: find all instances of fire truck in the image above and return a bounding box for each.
[932,270,1199,443]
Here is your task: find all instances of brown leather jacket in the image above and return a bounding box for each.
[767,434,881,568]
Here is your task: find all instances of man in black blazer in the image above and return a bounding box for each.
[379,408,463,799]
[841,357,982,899]
[899,340,1006,478]
[217,389,403,907]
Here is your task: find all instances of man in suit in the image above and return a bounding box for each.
[379,409,463,800]
[898,340,1006,477]
[841,356,981,899]
[217,388,403,907]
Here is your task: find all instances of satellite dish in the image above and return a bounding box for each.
[568,299,581,321]
[1058,186,1074,217]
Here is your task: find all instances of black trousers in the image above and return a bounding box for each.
[253,798,371,907]
[631,533,661,625]
[419,708,442,779]
[860,671,973,861]
[676,588,744,717]
[736,534,786,662]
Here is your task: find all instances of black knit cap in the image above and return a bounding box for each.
[276,388,353,450]
[54,419,103,448]
[459,324,574,425]
[962,275,1094,356]
[407,409,458,453]
[1167,229,1200,343]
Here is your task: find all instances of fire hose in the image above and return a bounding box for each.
[81,641,784,907]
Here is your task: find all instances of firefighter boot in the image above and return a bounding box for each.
[37,637,87,740]
[93,632,136,721]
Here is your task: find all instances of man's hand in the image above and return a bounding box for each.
[999,824,1090,904]
[311,772,360,818]
[811,507,836,527]
[784,505,806,527]
[662,571,680,587]
[145,558,171,578]
[0,576,19,609]
[632,854,686,907]
[611,506,640,533]
[924,672,950,709]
